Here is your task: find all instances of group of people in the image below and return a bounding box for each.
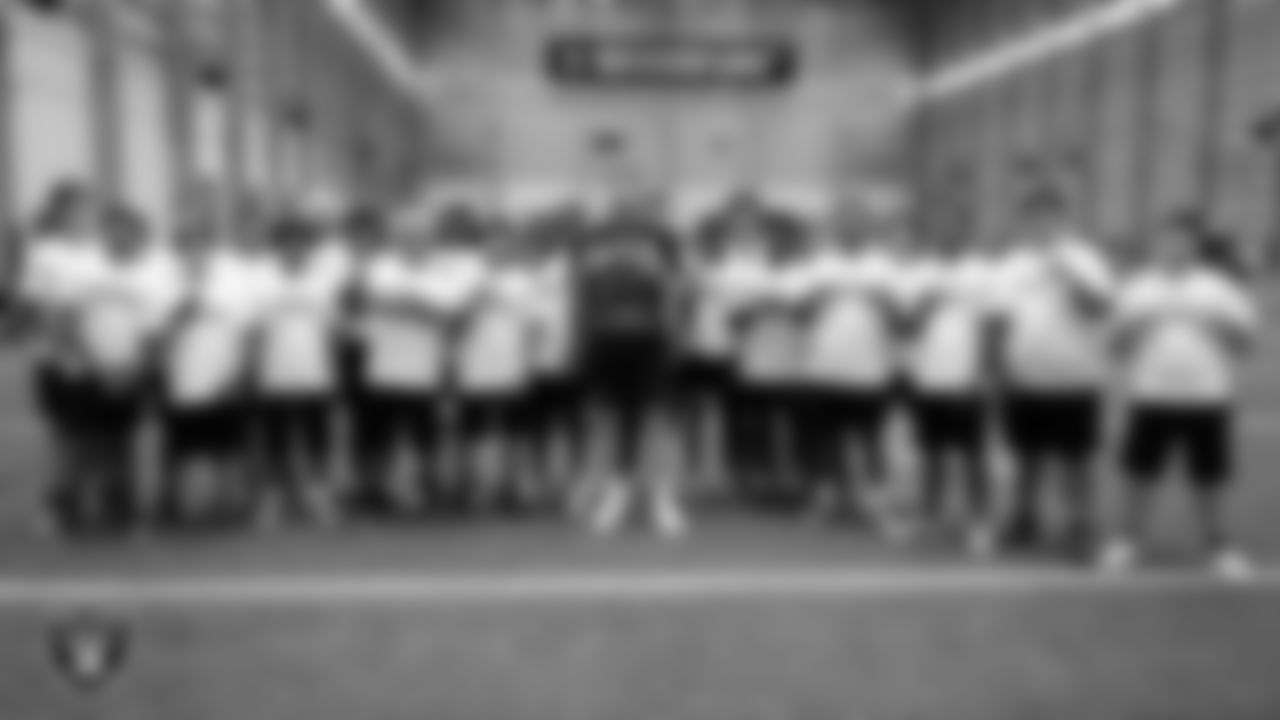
[4,179,1262,578]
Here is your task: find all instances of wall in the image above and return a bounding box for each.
[920,0,1280,263]
[0,0,422,237]
[413,0,915,196]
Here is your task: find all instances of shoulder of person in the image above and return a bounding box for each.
[1187,266,1258,320]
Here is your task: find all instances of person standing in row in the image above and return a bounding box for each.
[1104,213,1258,580]
[577,209,688,536]
[65,206,184,533]
[254,216,352,525]
[455,220,543,513]
[159,218,272,529]
[907,237,1004,554]
[9,183,105,533]
[347,216,443,517]
[994,191,1116,554]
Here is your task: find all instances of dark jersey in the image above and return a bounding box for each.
[575,222,681,342]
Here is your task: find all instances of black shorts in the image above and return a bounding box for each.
[257,395,332,462]
[679,356,733,397]
[1121,404,1232,487]
[33,365,90,432]
[457,392,527,440]
[1003,389,1102,462]
[808,386,890,440]
[163,400,247,461]
[915,391,986,455]
[581,334,676,408]
[352,389,437,457]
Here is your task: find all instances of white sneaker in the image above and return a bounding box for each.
[588,482,630,536]
[1212,548,1257,583]
[650,495,689,540]
[1097,539,1139,575]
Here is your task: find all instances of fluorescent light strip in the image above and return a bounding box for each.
[922,0,1186,100]
[324,0,426,105]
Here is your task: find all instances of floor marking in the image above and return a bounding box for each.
[0,566,1275,608]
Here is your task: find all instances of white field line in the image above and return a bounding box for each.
[0,566,1275,609]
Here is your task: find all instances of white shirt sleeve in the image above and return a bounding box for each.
[1113,273,1165,330]
[1055,240,1116,301]
[1198,272,1259,337]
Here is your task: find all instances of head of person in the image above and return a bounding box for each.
[1158,209,1242,276]
[272,214,315,264]
[434,203,488,254]
[345,208,386,254]
[103,204,148,260]
[1018,187,1074,246]
[34,180,96,238]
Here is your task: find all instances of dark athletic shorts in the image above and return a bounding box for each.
[1121,403,1232,487]
[915,391,987,455]
[1002,389,1102,462]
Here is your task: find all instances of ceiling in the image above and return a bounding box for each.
[366,0,942,59]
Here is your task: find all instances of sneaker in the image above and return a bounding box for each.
[588,482,630,536]
[1211,548,1257,583]
[650,495,689,540]
[1097,539,1138,575]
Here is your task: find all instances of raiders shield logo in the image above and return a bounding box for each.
[48,613,129,692]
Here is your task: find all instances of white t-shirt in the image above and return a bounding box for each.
[166,249,272,406]
[357,252,445,391]
[528,257,574,376]
[909,256,1001,392]
[419,248,488,320]
[735,257,812,385]
[996,237,1116,390]
[457,264,540,393]
[1116,266,1258,404]
[18,238,107,369]
[77,248,184,379]
[689,255,743,359]
[803,248,899,387]
[256,251,352,395]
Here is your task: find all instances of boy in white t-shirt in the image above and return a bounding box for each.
[77,207,184,531]
[1103,214,1259,580]
[10,183,104,533]
[907,241,1003,552]
[253,216,352,524]
[796,220,900,520]
[523,213,581,507]
[158,226,272,528]
[348,223,446,517]
[455,228,543,513]
[423,208,490,513]
[993,192,1116,554]
[724,211,813,508]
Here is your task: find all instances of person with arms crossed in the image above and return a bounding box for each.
[253,215,352,525]
[798,204,901,523]
[7,183,106,533]
[993,190,1116,555]
[1103,213,1259,580]
[158,218,272,530]
[62,205,183,533]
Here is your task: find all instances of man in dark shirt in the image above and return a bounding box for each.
[574,208,688,536]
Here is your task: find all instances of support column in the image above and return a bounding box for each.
[224,0,250,225]
[85,0,123,203]
[1128,4,1166,252]
[0,10,16,286]
[163,0,195,227]
[1194,0,1233,221]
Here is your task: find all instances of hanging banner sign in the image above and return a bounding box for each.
[546,34,798,90]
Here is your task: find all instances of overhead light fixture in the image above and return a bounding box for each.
[922,0,1185,100]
